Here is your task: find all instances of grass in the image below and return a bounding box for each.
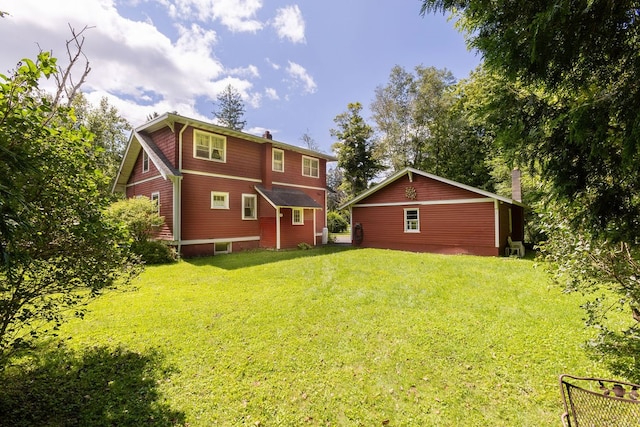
[1,247,608,426]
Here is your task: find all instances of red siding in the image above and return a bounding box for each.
[350,173,503,256]
[352,202,497,256]
[361,174,482,205]
[149,126,178,168]
[181,128,263,181]
[181,174,260,241]
[122,122,331,257]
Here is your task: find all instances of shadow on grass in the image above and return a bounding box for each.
[0,345,186,427]
[185,244,355,270]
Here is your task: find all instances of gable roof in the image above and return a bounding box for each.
[338,167,526,210]
[112,112,336,193]
[255,186,322,209]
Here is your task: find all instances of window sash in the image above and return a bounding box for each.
[292,208,304,225]
[151,192,160,214]
[242,194,257,220]
[142,151,150,172]
[272,149,284,172]
[302,156,319,178]
[211,192,229,209]
[404,209,420,232]
[195,131,226,161]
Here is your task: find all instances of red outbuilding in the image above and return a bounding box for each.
[113,113,336,257]
[339,168,526,257]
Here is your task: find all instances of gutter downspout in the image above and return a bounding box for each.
[176,122,189,256]
[494,199,500,251]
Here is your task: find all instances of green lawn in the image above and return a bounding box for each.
[1,247,608,426]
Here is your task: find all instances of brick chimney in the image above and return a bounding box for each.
[511,168,522,202]
[262,130,272,140]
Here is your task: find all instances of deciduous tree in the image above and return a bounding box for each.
[0,51,138,364]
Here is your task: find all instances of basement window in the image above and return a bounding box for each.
[214,242,230,254]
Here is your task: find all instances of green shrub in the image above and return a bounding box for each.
[131,240,176,265]
[327,211,348,233]
[297,242,313,250]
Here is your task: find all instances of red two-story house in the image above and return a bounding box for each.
[113,113,336,257]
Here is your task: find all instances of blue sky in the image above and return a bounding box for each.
[0,0,481,153]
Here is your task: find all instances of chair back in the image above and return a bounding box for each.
[560,374,640,426]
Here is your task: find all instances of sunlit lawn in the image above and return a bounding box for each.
[1,247,608,426]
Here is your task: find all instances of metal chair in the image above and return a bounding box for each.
[560,374,640,426]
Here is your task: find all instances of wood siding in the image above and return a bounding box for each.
[352,173,500,256]
[181,174,260,241]
[123,121,331,256]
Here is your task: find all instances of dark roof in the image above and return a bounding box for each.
[255,186,322,209]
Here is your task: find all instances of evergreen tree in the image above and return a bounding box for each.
[212,84,246,131]
[331,102,385,197]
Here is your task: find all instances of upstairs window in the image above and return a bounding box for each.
[302,156,319,178]
[404,208,420,233]
[242,194,257,220]
[142,150,149,173]
[194,130,226,162]
[292,208,304,225]
[272,148,284,172]
[211,192,229,209]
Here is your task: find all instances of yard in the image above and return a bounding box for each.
[0,247,609,426]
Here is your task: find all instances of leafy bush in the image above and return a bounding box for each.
[327,211,349,233]
[105,197,164,242]
[131,240,176,265]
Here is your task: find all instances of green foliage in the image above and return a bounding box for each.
[421,1,640,369]
[371,65,495,190]
[42,248,606,425]
[327,210,348,233]
[71,94,131,194]
[212,84,246,131]
[540,202,640,381]
[331,102,386,197]
[105,197,164,243]
[131,241,177,265]
[296,242,313,250]
[0,52,139,363]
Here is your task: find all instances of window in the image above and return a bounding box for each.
[214,242,230,254]
[211,192,229,209]
[292,208,304,225]
[142,150,149,173]
[302,156,319,178]
[242,194,257,220]
[194,130,226,162]
[272,148,284,172]
[404,208,420,232]
[151,192,160,214]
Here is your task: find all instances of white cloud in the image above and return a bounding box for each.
[229,64,260,78]
[286,61,316,94]
[265,87,279,100]
[272,5,305,44]
[0,0,264,126]
[163,0,264,32]
[265,57,281,70]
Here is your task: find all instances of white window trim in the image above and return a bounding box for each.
[211,191,229,209]
[151,191,160,214]
[404,208,420,233]
[142,150,150,173]
[272,148,284,172]
[242,194,257,220]
[214,242,231,254]
[302,156,319,178]
[292,208,304,225]
[194,129,227,162]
